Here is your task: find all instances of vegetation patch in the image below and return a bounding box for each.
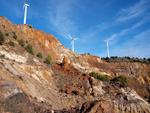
[0,54,5,58]
[2,25,5,28]
[29,25,33,28]
[5,33,9,36]
[111,76,128,87]
[148,96,150,103]
[37,52,43,58]
[0,30,5,45]
[18,39,25,47]
[24,44,34,55]
[101,56,150,64]
[89,72,110,82]
[13,33,17,40]
[8,41,15,47]
[44,55,52,64]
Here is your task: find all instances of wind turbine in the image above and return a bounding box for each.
[128,48,130,57]
[68,34,78,52]
[23,2,29,25]
[105,39,111,58]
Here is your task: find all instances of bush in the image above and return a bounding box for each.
[89,72,99,79]
[29,25,33,28]
[24,44,34,55]
[111,76,128,87]
[8,41,15,47]
[0,54,5,58]
[124,56,131,60]
[44,55,52,64]
[98,75,110,82]
[13,33,17,40]
[2,25,5,28]
[147,58,150,63]
[89,72,110,82]
[0,30,5,45]
[148,96,150,103]
[5,33,9,36]
[37,52,43,58]
[18,39,25,47]
[111,56,118,59]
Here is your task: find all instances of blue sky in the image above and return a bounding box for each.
[0,0,150,58]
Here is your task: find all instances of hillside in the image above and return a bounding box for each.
[0,16,150,113]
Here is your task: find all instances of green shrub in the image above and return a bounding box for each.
[111,76,128,87]
[24,44,34,55]
[144,96,148,99]
[89,72,110,82]
[111,56,118,59]
[13,34,17,40]
[12,31,15,34]
[0,30,5,45]
[8,41,15,47]
[5,33,9,36]
[37,52,43,58]
[89,72,99,79]
[29,25,33,28]
[0,54,5,58]
[98,75,110,82]
[76,56,79,59]
[44,55,52,64]
[2,25,5,28]
[148,96,150,103]
[124,56,131,60]
[18,39,25,47]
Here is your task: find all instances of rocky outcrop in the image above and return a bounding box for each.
[0,16,102,74]
[62,56,68,69]
[78,100,115,113]
[0,16,150,113]
[0,79,53,113]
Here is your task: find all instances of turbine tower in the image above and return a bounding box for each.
[128,48,130,57]
[23,2,29,25]
[105,39,111,58]
[68,34,78,52]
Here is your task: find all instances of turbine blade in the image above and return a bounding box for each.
[70,40,73,45]
[73,38,78,40]
[68,34,72,39]
[23,1,25,9]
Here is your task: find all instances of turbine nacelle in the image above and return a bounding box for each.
[24,4,29,7]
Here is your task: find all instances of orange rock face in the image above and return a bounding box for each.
[70,60,73,67]
[81,54,103,63]
[62,56,68,69]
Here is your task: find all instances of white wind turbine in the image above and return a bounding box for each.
[105,39,111,58]
[23,2,29,25]
[68,34,78,52]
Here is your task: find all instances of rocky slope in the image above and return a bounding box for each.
[0,16,150,113]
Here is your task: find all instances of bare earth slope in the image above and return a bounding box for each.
[0,17,150,113]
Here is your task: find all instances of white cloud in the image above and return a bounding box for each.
[109,16,150,40]
[49,0,77,38]
[110,29,150,58]
[116,0,149,22]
